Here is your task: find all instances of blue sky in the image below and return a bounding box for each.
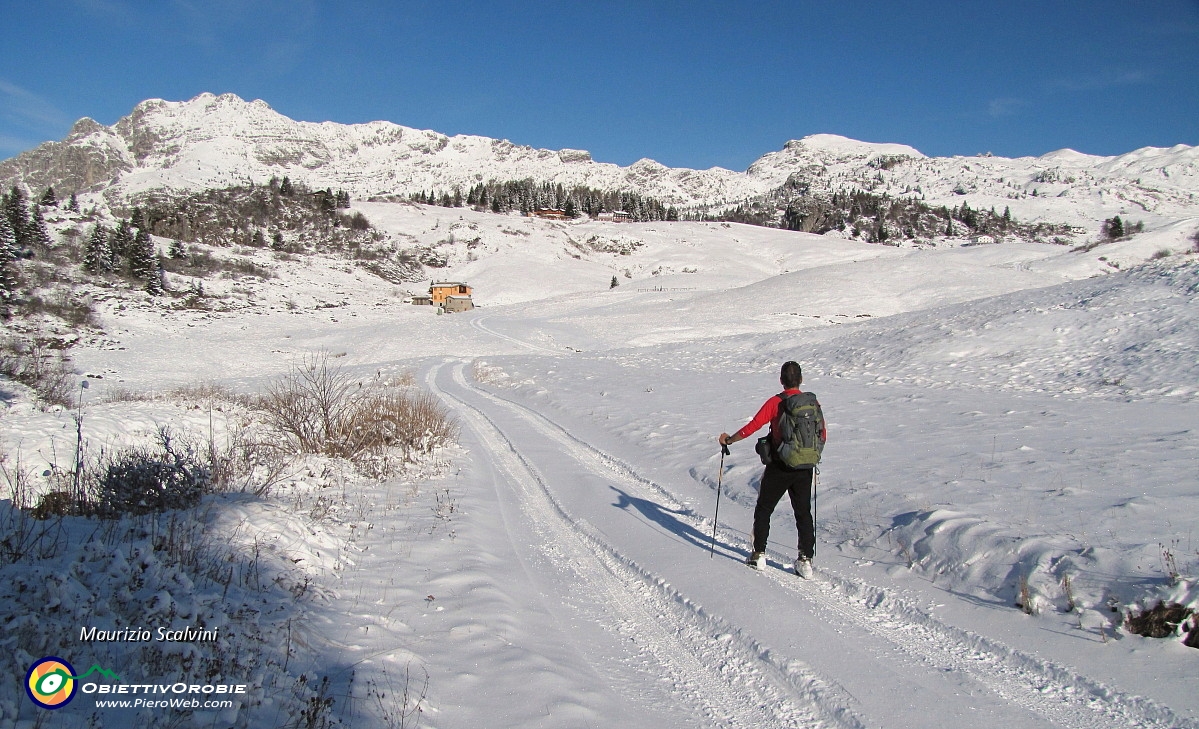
[2,1,1197,170]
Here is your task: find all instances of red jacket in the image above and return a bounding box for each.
[735,389,828,446]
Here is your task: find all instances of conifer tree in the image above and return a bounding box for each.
[67,193,79,212]
[83,224,112,273]
[40,187,58,207]
[110,219,134,266]
[0,259,15,316]
[26,205,52,249]
[129,228,155,280]
[0,214,18,312]
[146,257,165,295]
[5,187,30,248]
[1104,215,1125,239]
[0,213,15,259]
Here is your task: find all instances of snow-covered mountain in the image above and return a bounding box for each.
[2,93,1197,235]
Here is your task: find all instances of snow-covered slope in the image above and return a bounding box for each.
[2,197,1198,727]
[2,93,1197,239]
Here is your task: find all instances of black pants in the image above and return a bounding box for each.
[752,462,814,559]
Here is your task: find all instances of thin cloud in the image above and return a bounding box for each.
[0,134,41,157]
[987,97,1028,117]
[1046,70,1151,93]
[0,80,73,132]
[169,0,317,74]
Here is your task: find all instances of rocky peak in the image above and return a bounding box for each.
[66,117,105,141]
[0,94,1195,234]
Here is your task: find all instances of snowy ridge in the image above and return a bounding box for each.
[1,92,1197,236]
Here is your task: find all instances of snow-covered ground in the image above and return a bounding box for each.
[2,205,1197,728]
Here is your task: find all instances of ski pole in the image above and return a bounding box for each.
[811,466,819,560]
[710,443,730,558]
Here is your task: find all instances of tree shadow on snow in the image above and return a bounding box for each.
[609,485,741,563]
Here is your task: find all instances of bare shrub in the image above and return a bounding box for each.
[171,381,254,407]
[99,385,155,403]
[96,383,286,495]
[21,289,97,327]
[0,455,67,562]
[256,354,457,472]
[258,354,358,455]
[93,428,212,518]
[160,244,275,289]
[0,453,31,510]
[217,257,274,280]
[344,211,371,231]
[31,491,75,519]
[205,424,291,496]
[342,388,459,467]
[366,663,429,729]
[0,335,76,408]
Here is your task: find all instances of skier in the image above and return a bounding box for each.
[718,361,825,578]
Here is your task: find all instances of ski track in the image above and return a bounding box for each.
[429,360,862,729]
[469,314,564,355]
[432,357,1196,729]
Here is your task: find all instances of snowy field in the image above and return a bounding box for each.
[2,204,1197,728]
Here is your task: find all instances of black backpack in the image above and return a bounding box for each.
[773,391,825,469]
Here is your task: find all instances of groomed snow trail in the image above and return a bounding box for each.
[470,315,563,355]
[428,357,1196,729]
[429,360,859,729]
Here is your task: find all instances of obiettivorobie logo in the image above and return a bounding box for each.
[25,657,121,710]
[26,655,249,711]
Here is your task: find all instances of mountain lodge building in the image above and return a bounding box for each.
[415,281,474,312]
[430,281,472,305]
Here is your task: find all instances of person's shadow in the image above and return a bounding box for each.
[609,485,739,562]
